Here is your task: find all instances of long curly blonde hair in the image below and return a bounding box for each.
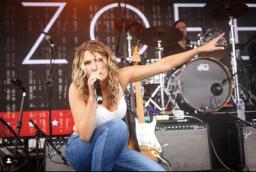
[72,40,119,104]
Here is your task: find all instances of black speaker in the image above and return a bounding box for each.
[239,122,256,171]
[155,122,212,171]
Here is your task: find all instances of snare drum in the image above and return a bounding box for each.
[168,57,232,112]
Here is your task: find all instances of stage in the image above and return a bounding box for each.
[1,0,256,171]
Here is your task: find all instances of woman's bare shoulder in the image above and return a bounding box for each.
[69,82,77,91]
[69,82,79,98]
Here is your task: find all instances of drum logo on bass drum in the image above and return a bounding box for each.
[197,64,209,71]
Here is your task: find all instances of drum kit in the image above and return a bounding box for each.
[116,2,249,114]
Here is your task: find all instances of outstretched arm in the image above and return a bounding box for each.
[118,33,225,89]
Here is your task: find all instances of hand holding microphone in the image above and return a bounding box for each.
[87,72,104,104]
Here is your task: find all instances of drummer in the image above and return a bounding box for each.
[164,19,193,111]
[164,19,191,56]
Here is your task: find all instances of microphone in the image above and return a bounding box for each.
[211,82,223,96]
[43,33,55,47]
[95,79,103,104]
[11,78,26,92]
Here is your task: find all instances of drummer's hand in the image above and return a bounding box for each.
[198,33,225,53]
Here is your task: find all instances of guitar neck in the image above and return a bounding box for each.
[132,45,145,124]
[135,81,144,123]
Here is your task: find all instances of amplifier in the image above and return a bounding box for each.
[155,122,212,171]
[45,138,73,171]
[238,122,256,171]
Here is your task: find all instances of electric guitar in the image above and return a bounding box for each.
[131,45,162,161]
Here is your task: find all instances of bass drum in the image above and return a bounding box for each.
[175,58,232,112]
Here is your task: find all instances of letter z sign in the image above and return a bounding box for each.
[21,2,68,65]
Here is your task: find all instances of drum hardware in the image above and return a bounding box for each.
[167,58,232,112]
[189,28,228,49]
[114,19,145,36]
[192,28,228,61]
[138,26,182,111]
[207,2,248,20]
[173,3,248,113]
[188,40,201,49]
[188,31,205,48]
[144,40,171,111]
[115,20,145,65]
[138,26,183,47]
[127,32,133,63]
[207,1,249,114]
[165,68,182,111]
[201,28,228,47]
[165,26,232,112]
[126,32,136,112]
[229,16,245,117]
[144,59,163,84]
[248,91,256,106]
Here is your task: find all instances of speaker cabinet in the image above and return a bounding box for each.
[155,122,212,171]
[237,122,256,171]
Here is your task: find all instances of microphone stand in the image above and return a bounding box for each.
[43,33,68,167]
[16,89,26,137]
[8,79,31,171]
[44,33,54,141]
[11,80,26,157]
[14,90,26,156]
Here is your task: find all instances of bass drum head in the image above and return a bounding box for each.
[178,58,232,112]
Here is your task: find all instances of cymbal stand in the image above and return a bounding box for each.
[165,69,181,110]
[127,32,135,112]
[127,32,132,63]
[229,16,245,120]
[145,40,170,111]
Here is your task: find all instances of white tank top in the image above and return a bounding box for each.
[95,87,127,127]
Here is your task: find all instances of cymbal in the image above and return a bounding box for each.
[208,2,248,19]
[114,19,145,36]
[138,26,183,47]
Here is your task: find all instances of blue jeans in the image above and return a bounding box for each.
[65,119,165,171]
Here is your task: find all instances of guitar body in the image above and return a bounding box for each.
[125,45,172,170]
[135,117,162,161]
